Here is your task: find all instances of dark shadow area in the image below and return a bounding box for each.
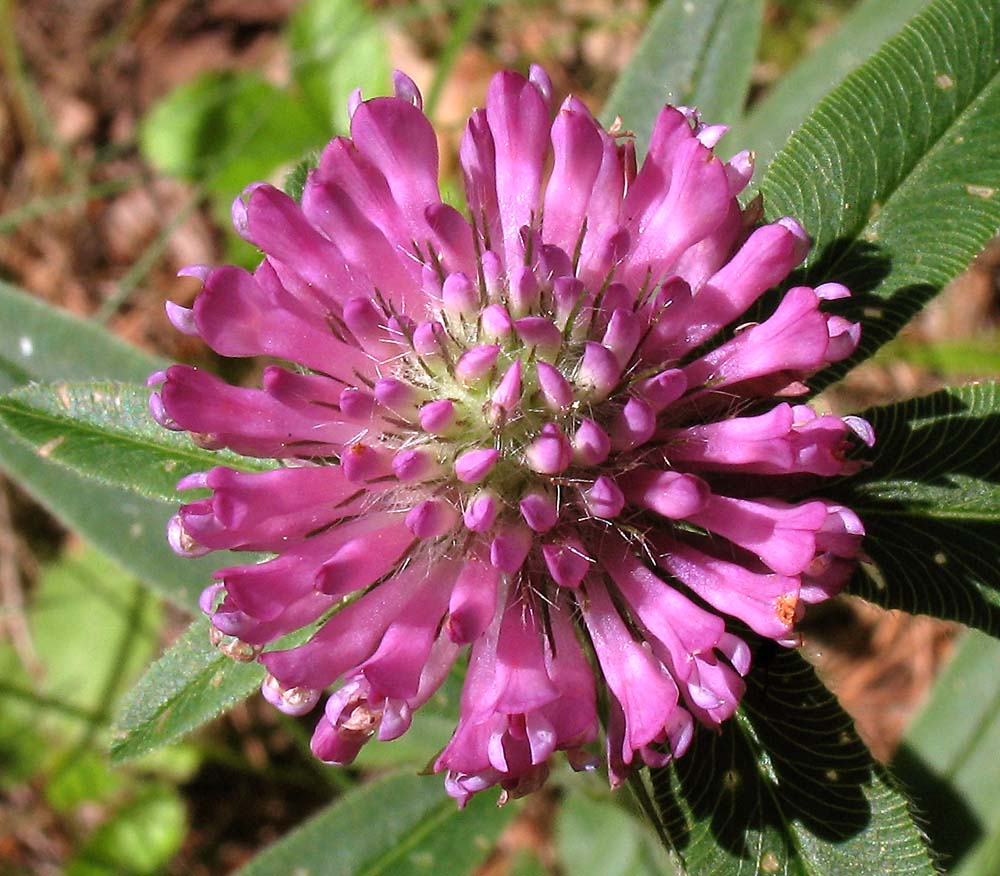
[891,742,985,870]
[649,646,879,861]
[786,236,945,396]
[823,383,1000,634]
[847,388,1000,488]
[847,513,1000,635]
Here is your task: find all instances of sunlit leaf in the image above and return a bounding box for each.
[645,646,933,875]
[140,71,328,199]
[288,0,389,132]
[893,631,1000,875]
[762,0,1000,391]
[603,0,765,151]
[0,381,276,502]
[0,280,163,392]
[236,771,515,876]
[110,618,267,763]
[0,286,220,609]
[730,0,932,170]
[556,788,679,876]
[66,785,186,876]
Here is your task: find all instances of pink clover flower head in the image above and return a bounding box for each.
[152,67,872,806]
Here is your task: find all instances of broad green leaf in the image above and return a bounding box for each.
[29,546,161,732]
[762,0,1000,392]
[836,382,1000,634]
[0,286,220,609]
[66,785,186,876]
[556,789,680,876]
[0,546,160,780]
[140,71,328,199]
[0,427,229,610]
[45,749,125,813]
[893,631,1000,875]
[0,380,276,502]
[0,279,163,392]
[602,0,765,151]
[288,0,389,133]
[111,618,268,763]
[729,0,932,170]
[236,771,515,876]
[645,645,933,876]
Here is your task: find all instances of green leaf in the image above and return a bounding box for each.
[644,645,933,876]
[761,0,1000,392]
[0,380,276,502]
[729,0,932,170]
[29,546,161,731]
[0,279,163,392]
[140,71,329,199]
[0,286,222,610]
[875,334,1000,377]
[66,785,186,876]
[45,749,126,813]
[0,426,230,611]
[0,546,161,780]
[110,618,267,763]
[284,149,322,202]
[837,382,1000,634]
[893,630,1000,875]
[235,771,515,876]
[556,789,680,876]
[602,0,765,151]
[288,0,389,133]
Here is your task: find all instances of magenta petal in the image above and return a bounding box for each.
[519,491,559,532]
[447,551,501,644]
[464,491,499,532]
[456,345,501,383]
[536,361,574,411]
[455,448,500,483]
[349,96,440,234]
[484,71,550,268]
[582,476,625,519]
[542,537,591,588]
[525,423,572,474]
[490,523,533,573]
[621,469,710,520]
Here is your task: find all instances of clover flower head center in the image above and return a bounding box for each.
[374,257,635,535]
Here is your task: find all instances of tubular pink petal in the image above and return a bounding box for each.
[490,523,533,573]
[455,448,500,483]
[582,476,625,519]
[609,397,656,451]
[406,498,460,538]
[542,537,591,589]
[621,470,710,520]
[573,418,611,466]
[456,345,501,384]
[525,423,572,474]
[491,359,523,413]
[464,491,499,533]
[481,303,514,339]
[419,399,456,435]
[519,491,558,533]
